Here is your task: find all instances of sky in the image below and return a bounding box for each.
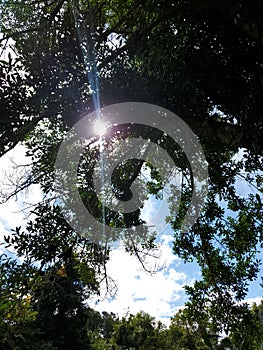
[0,143,262,326]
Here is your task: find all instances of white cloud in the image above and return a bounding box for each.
[243,296,262,307]
[91,236,194,325]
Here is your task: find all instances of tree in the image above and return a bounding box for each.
[0,203,108,349]
[0,255,40,350]
[0,0,262,342]
[225,300,263,349]
[0,0,262,154]
[110,311,156,349]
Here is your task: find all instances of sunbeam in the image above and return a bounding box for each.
[72,1,106,235]
[72,0,100,114]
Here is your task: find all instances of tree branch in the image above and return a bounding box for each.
[0,108,56,157]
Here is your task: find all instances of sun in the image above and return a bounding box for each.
[93,119,107,135]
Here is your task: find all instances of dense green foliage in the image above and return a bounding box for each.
[0,0,262,348]
[1,262,263,350]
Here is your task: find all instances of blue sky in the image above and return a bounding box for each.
[0,144,262,326]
